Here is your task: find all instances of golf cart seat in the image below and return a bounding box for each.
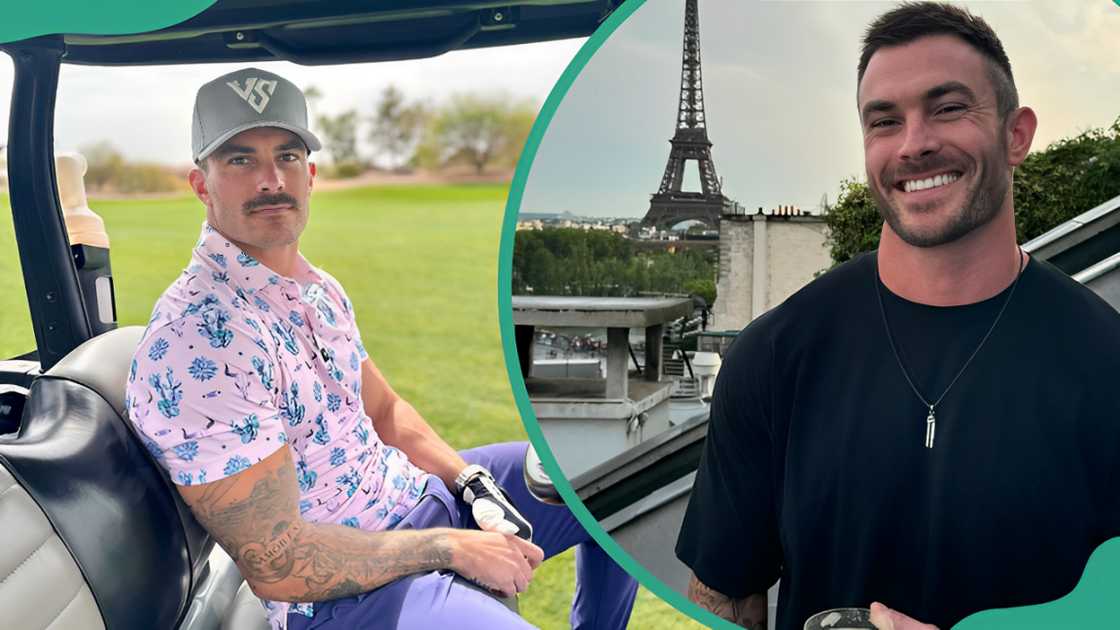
[0,326,523,628]
[0,326,267,630]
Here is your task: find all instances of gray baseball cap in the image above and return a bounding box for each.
[191,67,322,162]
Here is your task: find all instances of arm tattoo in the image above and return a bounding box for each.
[184,458,452,603]
[688,574,768,629]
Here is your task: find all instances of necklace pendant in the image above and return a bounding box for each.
[925,407,936,449]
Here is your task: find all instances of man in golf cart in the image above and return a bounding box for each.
[125,67,637,630]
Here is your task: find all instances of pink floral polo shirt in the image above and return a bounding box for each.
[125,222,431,629]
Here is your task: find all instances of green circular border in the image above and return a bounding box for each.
[496,1,738,627]
[0,1,215,44]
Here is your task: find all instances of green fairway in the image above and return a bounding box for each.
[0,184,702,629]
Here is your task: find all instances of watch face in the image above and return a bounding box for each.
[804,607,874,630]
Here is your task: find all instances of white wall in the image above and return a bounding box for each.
[712,214,831,331]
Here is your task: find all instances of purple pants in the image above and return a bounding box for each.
[287,441,638,630]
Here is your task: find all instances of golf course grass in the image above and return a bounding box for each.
[0,184,702,629]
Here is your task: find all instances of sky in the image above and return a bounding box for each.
[520,0,1120,218]
[0,38,583,166]
[1,0,1118,216]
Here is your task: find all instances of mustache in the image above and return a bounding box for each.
[243,193,299,212]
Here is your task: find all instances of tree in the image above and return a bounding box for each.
[368,85,429,171]
[315,109,363,175]
[75,140,181,193]
[1013,118,1120,241]
[303,85,323,108]
[80,141,127,191]
[418,93,537,174]
[302,84,325,145]
[512,229,717,299]
[822,177,882,264]
[303,84,324,125]
[684,278,717,305]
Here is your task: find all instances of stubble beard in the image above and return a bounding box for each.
[870,143,1010,249]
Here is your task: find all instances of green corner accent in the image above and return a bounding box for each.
[955,536,1120,629]
[496,1,736,628]
[0,1,216,44]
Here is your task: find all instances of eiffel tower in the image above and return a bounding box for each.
[641,0,735,231]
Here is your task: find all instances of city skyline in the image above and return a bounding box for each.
[521,0,1120,219]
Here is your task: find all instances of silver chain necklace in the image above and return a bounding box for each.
[874,249,1025,449]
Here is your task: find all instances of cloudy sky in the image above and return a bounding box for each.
[1,0,1117,217]
[0,39,582,166]
[521,0,1120,219]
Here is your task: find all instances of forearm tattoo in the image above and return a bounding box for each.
[186,462,452,602]
[688,574,768,629]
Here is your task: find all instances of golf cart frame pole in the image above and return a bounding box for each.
[4,37,95,370]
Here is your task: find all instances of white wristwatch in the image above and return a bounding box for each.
[454,464,490,494]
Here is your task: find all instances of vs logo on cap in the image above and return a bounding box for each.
[226,77,278,114]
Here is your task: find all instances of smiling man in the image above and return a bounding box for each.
[125,67,637,630]
[676,3,1120,630]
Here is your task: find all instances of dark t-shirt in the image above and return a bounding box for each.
[676,251,1120,630]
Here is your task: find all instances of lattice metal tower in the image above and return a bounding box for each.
[641,0,736,231]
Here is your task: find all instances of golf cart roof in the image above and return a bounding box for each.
[59,0,620,66]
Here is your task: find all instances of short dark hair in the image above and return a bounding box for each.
[858,2,1018,120]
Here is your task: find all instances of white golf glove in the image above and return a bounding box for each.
[455,464,533,541]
